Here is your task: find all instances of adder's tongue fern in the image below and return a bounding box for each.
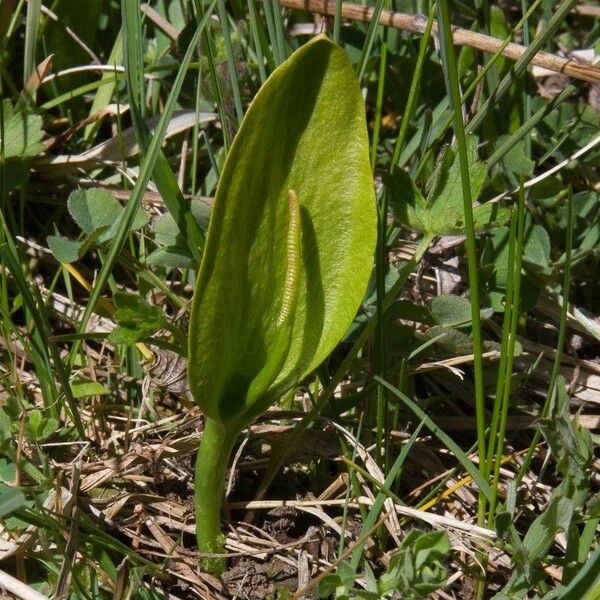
[187,36,377,575]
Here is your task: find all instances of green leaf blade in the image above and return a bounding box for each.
[188,36,376,427]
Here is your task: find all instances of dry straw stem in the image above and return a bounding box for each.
[574,5,600,18]
[0,569,51,600]
[277,0,600,84]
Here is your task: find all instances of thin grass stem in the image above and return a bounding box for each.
[488,178,526,526]
[23,0,40,87]
[215,0,244,123]
[516,188,574,485]
[437,0,487,520]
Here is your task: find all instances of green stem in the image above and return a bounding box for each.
[195,417,238,575]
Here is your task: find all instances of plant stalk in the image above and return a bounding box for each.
[195,417,238,574]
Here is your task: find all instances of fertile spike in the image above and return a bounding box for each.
[277,189,300,327]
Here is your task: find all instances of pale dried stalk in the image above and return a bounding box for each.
[574,5,600,18]
[276,0,600,84]
[0,570,50,600]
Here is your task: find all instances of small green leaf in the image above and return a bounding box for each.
[0,488,26,519]
[425,144,455,199]
[430,295,473,327]
[317,574,341,597]
[426,136,487,234]
[70,380,110,398]
[388,136,490,236]
[147,246,195,269]
[0,458,17,483]
[523,495,574,561]
[68,188,124,235]
[387,167,430,234]
[497,136,535,176]
[152,198,211,247]
[67,188,147,243]
[539,377,592,489]
[0,100,44,158]
[472,203,511,232]
[524,223,551,267]
[100,208,148,243]
[46,235,85,264]
[112,293,166,331]
[422,325,474,355]
[108,325,155,344]
[495,510,512,539]
[0,409,12,443]
[25,409,59,440]
[489,6,509,73]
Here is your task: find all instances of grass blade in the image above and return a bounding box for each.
[0,239,85,436]
[122,1,205,262]
[83,30,123,145]
[247,0,268,83]
[487,180,526,526]
[215,0,244,123]
[350,420,426,569]
[375,376,492,499]
[69,1,217,366]
[437,0,487,524]
[356,0,386,85]
[193,0,232,151]
[23,0,41,86]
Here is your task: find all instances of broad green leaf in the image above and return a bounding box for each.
[387,167,431,234]
[147,247,195,269]
[430,295,473,327]
[496,136,535,176]
[0,488,26,519]
[25,409,59,440]
[68,188,147,243]
[152,198,211,247]
[0,100,44,158]
[388,137,498,236]
[426,136,487,233]
[68,188,123,235]
[188,36,376,428]
[70,381,110,398]
[46,235,85,264]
